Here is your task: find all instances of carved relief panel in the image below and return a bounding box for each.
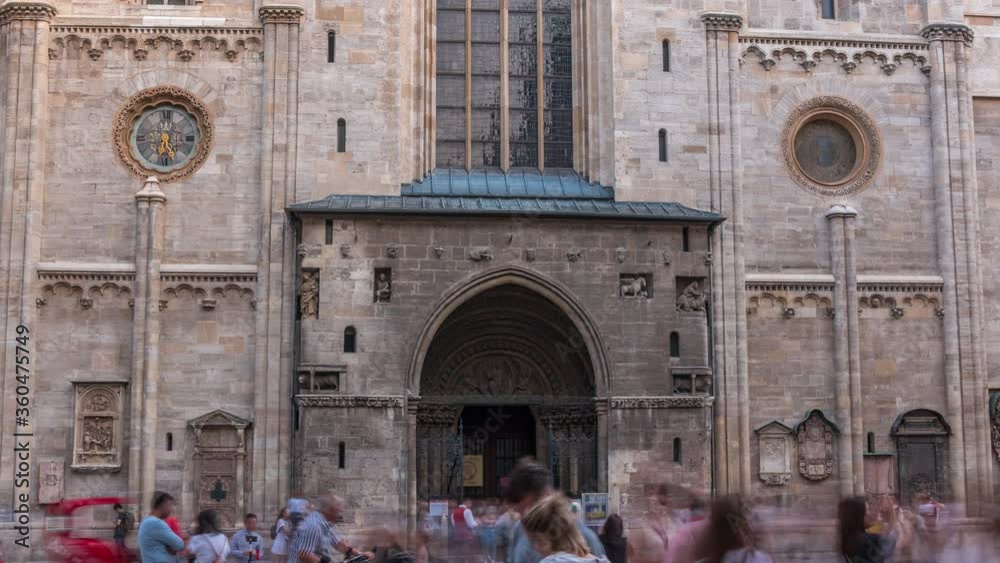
[990,391,1000,464]
[39,459,65,504]
[189,410,251,530]
[756,421,793,486]
[72,383,125,471]
[796,410,838,481]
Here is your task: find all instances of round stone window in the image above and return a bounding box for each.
[782,97,881,196]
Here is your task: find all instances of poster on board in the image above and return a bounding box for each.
[582,493,609,527]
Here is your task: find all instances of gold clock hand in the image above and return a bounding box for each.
[157,132,176,160]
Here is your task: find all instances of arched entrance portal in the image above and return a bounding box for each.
[416,284,598,500]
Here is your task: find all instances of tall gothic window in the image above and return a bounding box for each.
[436,0,573,171]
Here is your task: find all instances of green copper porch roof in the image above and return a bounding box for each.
[400,169,615,199]
[288,194,722,223]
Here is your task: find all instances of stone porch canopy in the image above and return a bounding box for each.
[289,170,723,225]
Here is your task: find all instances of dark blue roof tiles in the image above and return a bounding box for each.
[402,168,615,200]
[289,194,722,224]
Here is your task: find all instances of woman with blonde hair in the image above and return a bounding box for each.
[520,494,611,563]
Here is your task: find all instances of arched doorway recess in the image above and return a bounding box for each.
[414,283,600,500]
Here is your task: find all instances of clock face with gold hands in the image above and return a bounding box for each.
[130,105,201,173]
[114,86,214,183]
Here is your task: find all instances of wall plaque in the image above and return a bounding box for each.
[756,421,793,486]
[796,409,838,481]
[72,383,125,471]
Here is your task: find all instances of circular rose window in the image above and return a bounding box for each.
[781,97,881,196]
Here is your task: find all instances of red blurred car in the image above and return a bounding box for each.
[44,497,138,563]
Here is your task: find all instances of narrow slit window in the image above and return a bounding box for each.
[328,31,336,63]
[325,220,334,245]
[337,119,346,153]
[662,40,671,72]
[821,0,835,19]
[867,432,875,453]
[166,432,173,451]
[682,227,690,252]
[659,129,668,162]
[338,441,346,469]
[673,438,682,463]
[344,326,357,353]
[669,332,680,358]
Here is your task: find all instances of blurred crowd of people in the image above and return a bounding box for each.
[115,460,1000,563]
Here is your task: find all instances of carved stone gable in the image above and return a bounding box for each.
[795,410,838,481]
[72,383,125,471]
[756,421,793,486]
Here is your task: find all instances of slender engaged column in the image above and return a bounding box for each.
[827,205,856,497]
[0,2,55,531]
[135,178,167,511]
[702,12,750,495]
[255,3,303,518]
[921,22,985,513]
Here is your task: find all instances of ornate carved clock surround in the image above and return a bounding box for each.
[113,85,214,183]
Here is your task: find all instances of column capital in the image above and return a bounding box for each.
[259,4,304,25]
[0,1,56,24]
[825,203,858,220]
[701,12,743,33]
[135,176,167,205]
[920,22,974,46]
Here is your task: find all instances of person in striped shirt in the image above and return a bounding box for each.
[288,493,373,563]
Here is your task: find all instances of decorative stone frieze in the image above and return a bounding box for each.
[50,26,264,63]
[700,12,743,33]
[740,35,929,77]
[609,396,713,409]
[0,1,56,23]
[72,383,125,472]
[920,23,974,46]
[293,395,405,408]
[259,5,305,25]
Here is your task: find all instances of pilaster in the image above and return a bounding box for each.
[254,1,303,519]
[701,11,750,496]
[0,0,55,531]
[922,21,987,513]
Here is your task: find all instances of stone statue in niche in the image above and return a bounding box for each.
[300,270,319,320]
[375,271,392,303]
[797,410,836,481]
[676,280,707,312]
[620,276,649,298]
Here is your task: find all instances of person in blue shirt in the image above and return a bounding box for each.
[231,513,265,562]
[138,491,185,563]
[506,460,605,563]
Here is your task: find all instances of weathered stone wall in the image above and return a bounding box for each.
[297,404,408,529]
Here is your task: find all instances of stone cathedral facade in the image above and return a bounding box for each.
[3,0,1000,559]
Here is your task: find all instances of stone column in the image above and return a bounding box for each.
[134,178,167,511]
[827,204,863,496]
[922,22,988,513]
[254,2,303,518]
[595,399,608,491]
[701,12,750,495]
[0,0,55,520]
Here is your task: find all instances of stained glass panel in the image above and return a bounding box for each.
[436,0,467,168]
[543,3,572,168]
